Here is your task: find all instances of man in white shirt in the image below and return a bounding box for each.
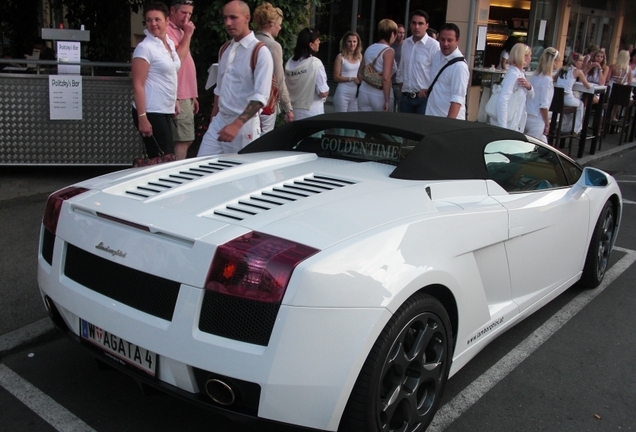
[396,10,440,114]
[425,23,469,119]
[198,0,273,156]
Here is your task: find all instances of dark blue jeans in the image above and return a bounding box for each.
[399,95,428,114]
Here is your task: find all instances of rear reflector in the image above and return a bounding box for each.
[205,232,319,303]
[43,187,89,235]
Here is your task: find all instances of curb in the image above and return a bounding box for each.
[0,318,57,358]
[577,141,636,166]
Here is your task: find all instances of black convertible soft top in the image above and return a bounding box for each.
[240,112,529,181]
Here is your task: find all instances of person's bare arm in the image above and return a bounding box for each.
[218,100,264,142]
[132,58,152,136]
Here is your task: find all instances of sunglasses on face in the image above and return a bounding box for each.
[172,0,193,5]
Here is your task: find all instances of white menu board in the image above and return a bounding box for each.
[57,41,81,74]
[49,75,82,120]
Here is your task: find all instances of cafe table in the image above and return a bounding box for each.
[572,82,607,158]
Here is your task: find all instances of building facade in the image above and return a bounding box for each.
[314,0,631,120]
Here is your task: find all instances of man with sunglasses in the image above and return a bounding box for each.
[167,0,197,160]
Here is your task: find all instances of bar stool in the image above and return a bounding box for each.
[547,87,577,155]
[603,84,635,146]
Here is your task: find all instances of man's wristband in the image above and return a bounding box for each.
[138,113,147,118]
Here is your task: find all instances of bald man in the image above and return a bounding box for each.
[198,0,274,156]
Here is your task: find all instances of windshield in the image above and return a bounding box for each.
[290,128,421,165]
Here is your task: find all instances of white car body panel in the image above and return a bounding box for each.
[38,122,622,431]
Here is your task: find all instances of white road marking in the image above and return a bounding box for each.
[0,364,97,432]
[0,318,54,355]
[428,246,636,431]
[621,199,636,205]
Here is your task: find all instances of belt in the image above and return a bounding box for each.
[402,92,418,98]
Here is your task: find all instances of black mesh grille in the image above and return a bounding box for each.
[198,291,279,346]
[42,228,55,265]
[64,243,180,321]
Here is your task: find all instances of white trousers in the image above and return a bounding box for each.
[259,107,277,134]
[333,83,358,112]
[357,85,394,112]
[561,94,584,134]
[525,114,548,143]
[197,114,260,157]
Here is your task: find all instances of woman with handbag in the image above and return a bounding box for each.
[333,31,362,112]
[131,2,180,159]
[490,43,533,132]
[285,28,330,120]
[254,3,293,132]
[356,19,398,112]
[554,52,590,135]
[525,47,558,142]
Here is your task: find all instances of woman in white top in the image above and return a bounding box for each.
[356,19,397,112]
[525,47,558,142]
[606,50,631,86]
[333,31,362,112]
[491,43,534,132]
[554,52,590,134]
[132,2,180,157]
[285,28,330,120]
[606,50,631,122]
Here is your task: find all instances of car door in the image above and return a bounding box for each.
[485,140,590,312]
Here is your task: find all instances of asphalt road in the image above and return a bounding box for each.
[1,147,636,431]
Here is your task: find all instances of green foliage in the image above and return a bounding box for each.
[191,0,319,144]
[50,0,132,63]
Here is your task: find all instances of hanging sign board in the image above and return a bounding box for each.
[57,41,81,74]
[49,75,82,120]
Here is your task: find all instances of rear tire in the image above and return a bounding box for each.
[340,293,452,432]
[580,200,615,289]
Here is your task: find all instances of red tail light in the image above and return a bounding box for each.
[205,232,319,303]
[43,187,89,235]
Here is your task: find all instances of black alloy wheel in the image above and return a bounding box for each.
[341,294,452,432]
[581,200,615,289]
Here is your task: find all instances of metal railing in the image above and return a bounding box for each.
[0,58,131,76]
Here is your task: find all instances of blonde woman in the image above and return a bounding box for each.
[607,50,631,86]
[584,49,608,86]
[606,50,631,122]
[491,43,533,132]
[254,2,292,132]
[357,19,397,112]
[525,47,558,142]
[554,52,590,135]
[333,31,362,112]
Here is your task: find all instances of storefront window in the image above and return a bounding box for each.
[565,1,616,60]
[527,0,559,70]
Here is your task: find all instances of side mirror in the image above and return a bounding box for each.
[578,167,609,187]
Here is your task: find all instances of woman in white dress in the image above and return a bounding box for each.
[490,43,534,132]
[356,19,397,112]
[525,47,558,142]
[554,52,591,135]
[333,31,362,112]
[285,28,330,120]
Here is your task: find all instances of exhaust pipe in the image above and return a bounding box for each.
[205,378,236,406]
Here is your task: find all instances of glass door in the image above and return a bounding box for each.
[566,11,614,58]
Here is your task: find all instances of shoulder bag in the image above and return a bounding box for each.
[132,135,176,168]
[360,47,390,89]
[485,74,522,124]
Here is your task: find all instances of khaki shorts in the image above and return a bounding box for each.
[171,99,195,142]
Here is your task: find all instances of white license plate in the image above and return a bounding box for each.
[80,319,157,377]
